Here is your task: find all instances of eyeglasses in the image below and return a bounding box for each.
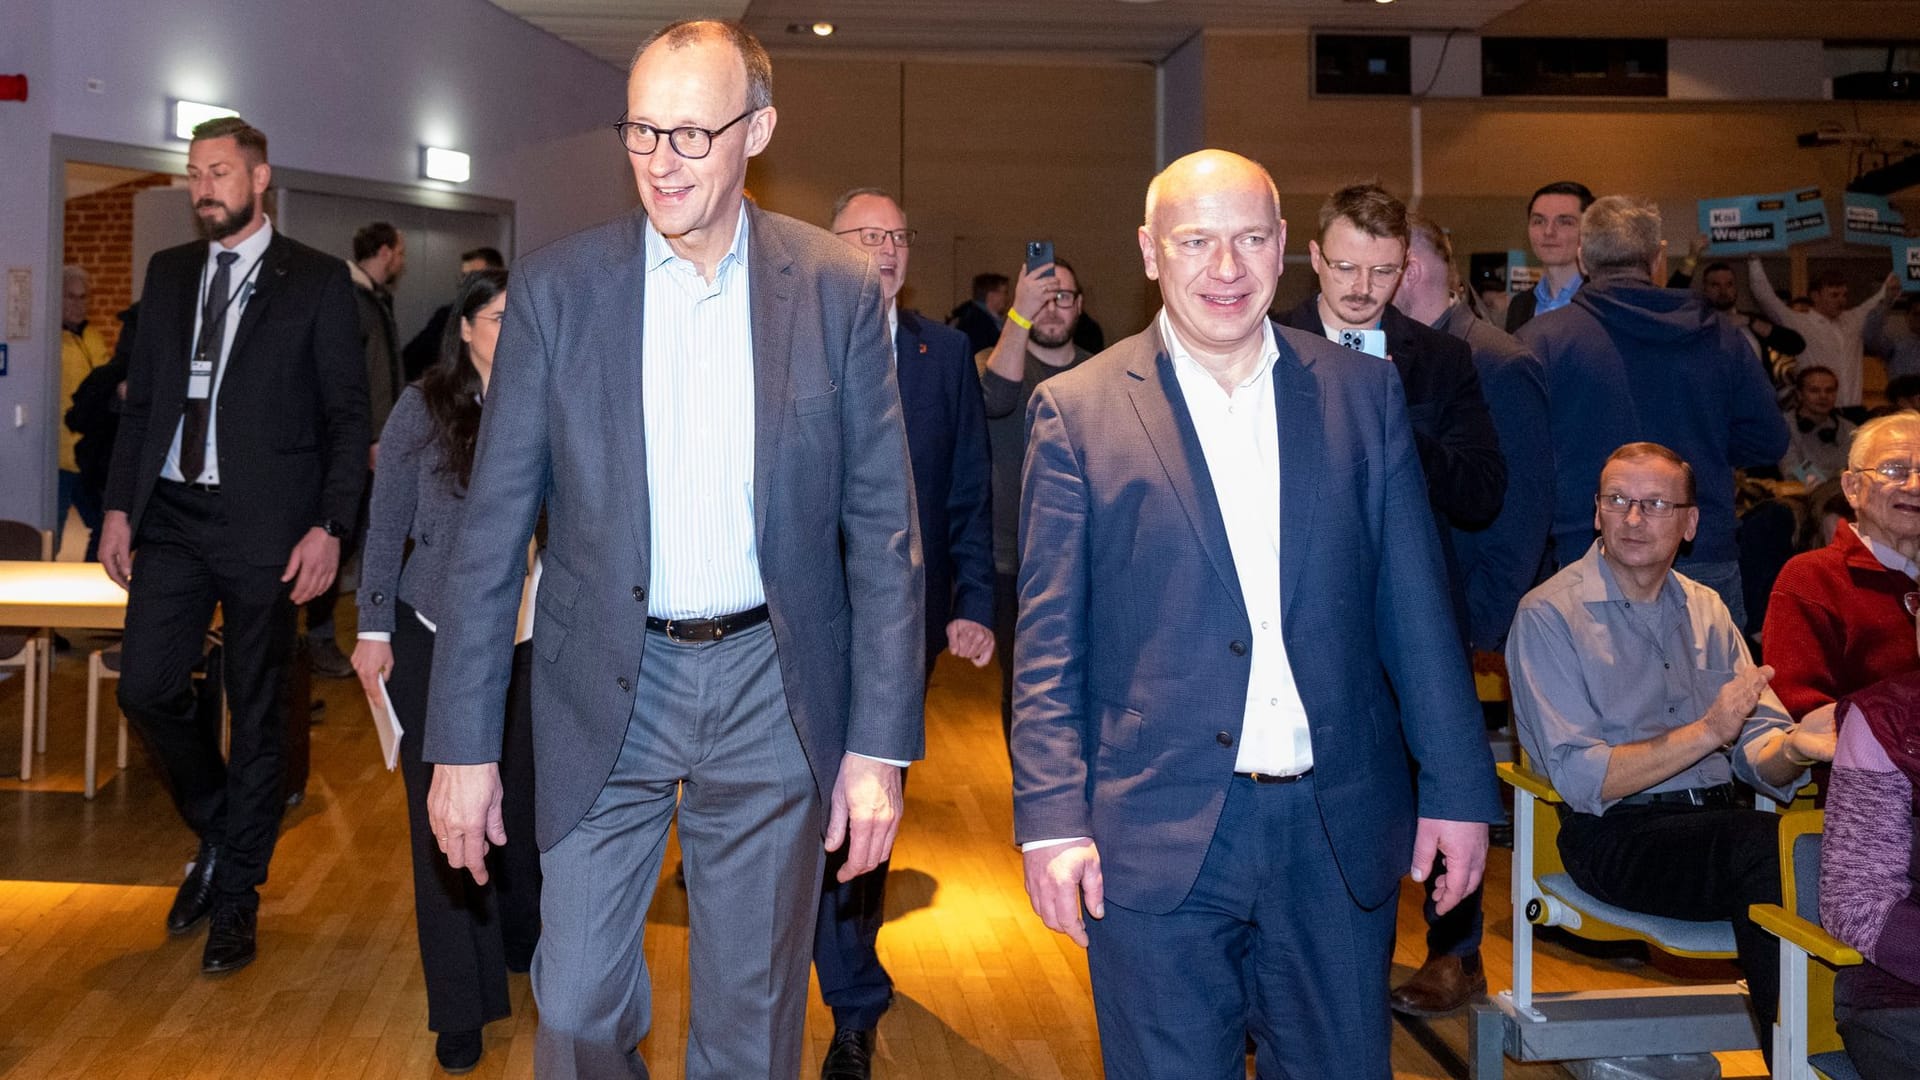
[1040,289,1081,307]
[471,312,505,325]
[833,227,919,249]
[1323,261,1404,286]
[1595,493,1695,518]
[612,108,755,159]
[1853,461,1920,484]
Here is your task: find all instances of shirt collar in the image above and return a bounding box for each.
[1573,538,1684,611]
[1851,522,1920,579]
[1156,308,1280,392]
[1534,270,1582,306]
[644,203,751,276]
[888,301,899,346]
[210,214,275,265]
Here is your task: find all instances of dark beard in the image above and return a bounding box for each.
[1031,323,1074,349]
[194,193,257,242]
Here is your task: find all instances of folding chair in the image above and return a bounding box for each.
[1750,809,1864,1080]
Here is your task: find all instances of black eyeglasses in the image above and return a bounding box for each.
[613,109,755,159]
[1040,289,1081,307]
[834,227,918,249]
[1595,493,1695,518]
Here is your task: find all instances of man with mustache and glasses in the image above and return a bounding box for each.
[979,255,1092,749]
[100,115,368,975]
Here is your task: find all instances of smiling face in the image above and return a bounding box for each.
[830,192,908,303]
[1594,454,1698,577]
[1309,216,1407,331]
[1844,425,1920,548]
[1527,192,1584,270]
[1139,152,1284,363]
[625,31,775,262]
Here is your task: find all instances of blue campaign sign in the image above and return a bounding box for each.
[1701,187,1831,254]
[1898,240,1920,294]
[1700,192,1790,254]
[1845,193,1908,247]
[1780,186,1831,244]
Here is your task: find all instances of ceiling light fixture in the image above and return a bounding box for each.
[420,146,471,184]
[812,21,835,36]
[171,99,238,141]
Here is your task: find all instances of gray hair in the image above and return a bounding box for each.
[1849,412,1920,470]
[632,19,773,112]
[62,264,89,289]
[1579,195,1663,276]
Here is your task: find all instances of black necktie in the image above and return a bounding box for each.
[179,250,239,482]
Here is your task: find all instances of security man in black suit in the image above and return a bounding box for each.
[99,115,368,975]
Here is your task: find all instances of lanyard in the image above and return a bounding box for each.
[195,250,265,346]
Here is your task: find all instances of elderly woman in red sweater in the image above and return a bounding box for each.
[1821,631,1920,1077]
[1765,413,1920,721]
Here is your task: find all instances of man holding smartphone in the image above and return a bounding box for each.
[979,250,1091,748]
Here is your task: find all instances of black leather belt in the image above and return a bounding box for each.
[1235,769,1312,784]
[162,478,221,494]
[645,604,770,643]
[1616,783,1740,809]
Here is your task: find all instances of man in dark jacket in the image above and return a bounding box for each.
[1280,182,1506,645]
[65,303,138,562]
[1516,195,1789,630]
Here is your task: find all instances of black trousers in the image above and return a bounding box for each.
[392,602,541,1033]
[1836,1003,1920,1080]
[993,570,1017,748]
[1557,803,1783,1043]
[118,480,298,909]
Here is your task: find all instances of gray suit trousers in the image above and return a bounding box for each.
[532,622,826,1079]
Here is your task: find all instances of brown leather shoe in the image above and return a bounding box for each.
[1389,953,1486,1017]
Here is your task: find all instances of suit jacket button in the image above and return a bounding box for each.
[1229,640,1247,656]
[371,591,385,605]
[633,586,646,602]
[1216,731,1233,747]
[617,677,631,692]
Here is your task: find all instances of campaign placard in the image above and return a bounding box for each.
[1898,239,1920,294]
[1700,187,1831,254]
[1700,193,1789,254]
[1845,193,1908,247]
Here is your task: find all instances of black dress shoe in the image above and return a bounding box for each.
[166,843,220,935]
[201,903,257,973]
[435,1029,484,1073]
[821,1027,875,1080]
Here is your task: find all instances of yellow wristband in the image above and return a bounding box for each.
[1006,308,1033,330]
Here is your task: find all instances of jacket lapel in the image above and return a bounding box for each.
[748,205,795,550]
[1126,325,1247,615]
[598,211,652,555]
[1273,334,1323,621]
[223,234,287,364]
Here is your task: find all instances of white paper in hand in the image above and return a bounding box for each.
[367,676,404,771]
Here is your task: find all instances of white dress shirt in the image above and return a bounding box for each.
[1749,258,1890,409]
[641,206,766,620]
[161,218,275,485]
[1160,311,1315,777]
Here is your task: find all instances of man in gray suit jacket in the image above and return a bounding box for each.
[1015,150,1501,1079]
[424,20,924,1080]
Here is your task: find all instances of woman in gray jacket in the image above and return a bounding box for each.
[351,269,538,1074]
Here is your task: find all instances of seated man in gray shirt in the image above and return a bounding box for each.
[1506,440,1838,1050]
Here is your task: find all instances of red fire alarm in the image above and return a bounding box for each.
[0,75,28,101]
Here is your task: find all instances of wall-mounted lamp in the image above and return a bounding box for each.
[172,99,238,141]
[420,146,471,184]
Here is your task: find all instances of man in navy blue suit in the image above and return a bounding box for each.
[818,187,995,1079]
[1013,150,1502,1079]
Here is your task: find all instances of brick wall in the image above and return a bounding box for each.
[62,174,176,353]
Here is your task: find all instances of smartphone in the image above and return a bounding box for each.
[1336,328,1389,359]
[1026,240,1055,278]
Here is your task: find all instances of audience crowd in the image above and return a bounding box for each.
[55,17,1920,1080]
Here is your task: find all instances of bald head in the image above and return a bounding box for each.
[1144,150,1281,231]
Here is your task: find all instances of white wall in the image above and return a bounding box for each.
[0,0,636,530]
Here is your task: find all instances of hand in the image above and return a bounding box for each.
[1787,701,1838,765]
[945,618,995,667]
[1008,262,1060,327]
[99,510,134,589]
[1688,233,1710,262]
[1023,839,1103,947]
[369,441,380,471]
[825,755,904,883]
[1704,665,1773,745]
[281,527,342,604]
[1885,273,1903,301]
[350,639,393,704]
[1411,818,1489,917]
[428,762,506,885]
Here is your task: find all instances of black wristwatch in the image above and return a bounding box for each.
[316,518,347,539]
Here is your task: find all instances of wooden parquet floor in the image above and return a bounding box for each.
[0,623,1767,1079]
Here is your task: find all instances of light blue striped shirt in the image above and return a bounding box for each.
[642,206,766,619]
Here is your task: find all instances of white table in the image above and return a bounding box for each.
[0,561,127,780]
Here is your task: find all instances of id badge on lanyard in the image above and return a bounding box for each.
[187,269,256,400]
